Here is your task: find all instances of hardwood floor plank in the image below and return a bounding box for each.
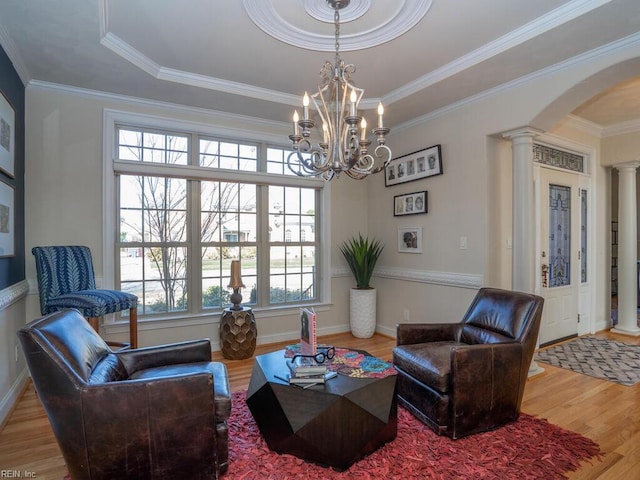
[0,331,637,479]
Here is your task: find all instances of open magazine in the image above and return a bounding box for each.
[299,307,317,356]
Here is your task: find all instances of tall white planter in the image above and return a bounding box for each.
[350,288,377,338]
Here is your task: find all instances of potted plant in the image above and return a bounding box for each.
[340,234,384,338]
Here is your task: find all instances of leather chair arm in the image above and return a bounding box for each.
[117,338,212,374]
[449,342,523,435]
[78,373,217,478]
[396,323,461,345]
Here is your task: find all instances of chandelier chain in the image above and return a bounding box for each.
[334,8,340,65]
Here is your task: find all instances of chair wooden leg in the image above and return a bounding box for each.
[129,307,138,349]
[88,317,100,332]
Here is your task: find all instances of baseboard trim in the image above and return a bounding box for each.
[0,368,29,430]
[539,333,578,349]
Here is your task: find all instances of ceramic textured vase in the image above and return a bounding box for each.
[350,288,377,338]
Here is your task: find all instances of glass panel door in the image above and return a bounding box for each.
[549,184,571,288]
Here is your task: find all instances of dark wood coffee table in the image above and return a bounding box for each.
[246,349,397,471]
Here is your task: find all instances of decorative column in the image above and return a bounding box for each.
[503,127,544,376]
[612,163,640,336]
[503,127,543,293]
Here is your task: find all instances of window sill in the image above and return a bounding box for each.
[103,302,334,334]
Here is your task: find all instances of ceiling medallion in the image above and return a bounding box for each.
[242,0,432,52]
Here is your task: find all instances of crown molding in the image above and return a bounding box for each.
[96,0,626,131]
[27,80,290,140]
[100,31,299,106]
[560,114,640,138]
[602,118,640,137]
[0,22,31,85]
[395,30,640,133]
[384,0,613,105]
[559,114,604,137]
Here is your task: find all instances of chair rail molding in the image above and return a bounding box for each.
[374,266,483,289]
[0,280,29,311]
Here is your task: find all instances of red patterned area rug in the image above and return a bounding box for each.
[227,391,600,480]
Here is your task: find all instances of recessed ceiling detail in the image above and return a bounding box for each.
[242,0,432,52]
[302,0,371,24]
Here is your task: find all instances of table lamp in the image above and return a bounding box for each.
[228,260,245,311]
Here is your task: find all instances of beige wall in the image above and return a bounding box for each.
[365,48,640,336]
[23,40,640,348]
[24,86,368,347]
[602,132,640,166]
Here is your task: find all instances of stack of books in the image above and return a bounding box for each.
[285,358,337,386]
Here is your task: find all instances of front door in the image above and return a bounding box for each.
[538,167,581,345]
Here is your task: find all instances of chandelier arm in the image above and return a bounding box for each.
[368,144,393,174]
[287,149,334,177]
[286,0,391,181]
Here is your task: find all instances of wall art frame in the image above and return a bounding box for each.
[0,91,15,178]
[385,144,442,187]
[394,190,427,216]
[397,226,423,254]
[0,179,15,257]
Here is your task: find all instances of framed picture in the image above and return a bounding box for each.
[398,226,423,254]
[394,191,427,216]
[0,92,15,178]
[385,144,442,187]
[0,180,15,257]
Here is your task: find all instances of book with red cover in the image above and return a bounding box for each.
[299,307,317,356]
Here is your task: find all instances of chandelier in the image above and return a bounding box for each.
[287,0,392,180]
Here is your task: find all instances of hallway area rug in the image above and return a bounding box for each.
[535,336,640,386]
[222,391,600,480]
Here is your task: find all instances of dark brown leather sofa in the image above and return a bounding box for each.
[18,309,231,479]
[393,287,543,439]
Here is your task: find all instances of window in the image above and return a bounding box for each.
[108,116,325,319]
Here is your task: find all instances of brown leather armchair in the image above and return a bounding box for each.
[393,287,543,439]
[18,309,231,479]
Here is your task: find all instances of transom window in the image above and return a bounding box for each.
[533,144,584,173]
[111,122,324,318]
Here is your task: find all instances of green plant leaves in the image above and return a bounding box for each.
[340,234,384,289]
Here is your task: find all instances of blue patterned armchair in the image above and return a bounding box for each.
[32,246,138,348]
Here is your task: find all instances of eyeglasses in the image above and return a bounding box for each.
[292,346,335,364]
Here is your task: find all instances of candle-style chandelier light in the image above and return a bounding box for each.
[288,0,392,180]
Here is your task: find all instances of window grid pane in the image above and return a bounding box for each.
[202,246,257,309]
[120,246,188,315]
[116,129,321,317]
[268,185,317,305]
[118,128,189,165]
[200,138,258,172]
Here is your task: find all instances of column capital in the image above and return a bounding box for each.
[502,126,545,141]
[614,161,640,172]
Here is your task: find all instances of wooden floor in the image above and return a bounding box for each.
[1,330,638,479]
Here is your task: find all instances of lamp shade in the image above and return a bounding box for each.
[228,260,245,289]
